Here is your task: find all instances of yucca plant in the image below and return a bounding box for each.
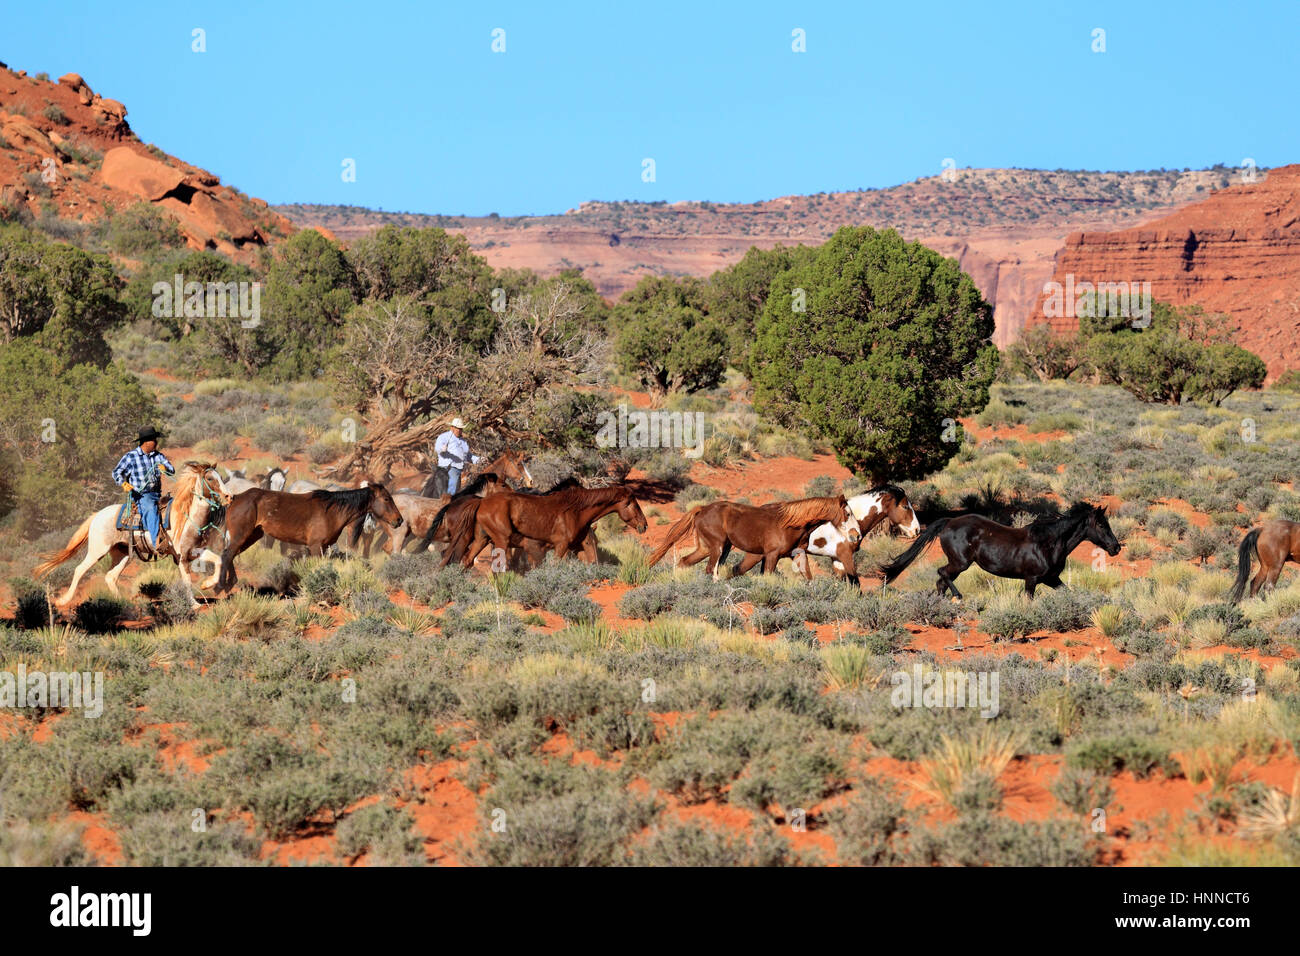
[386,605,438,637]
[820,643,880,691]
[915,726,1023,810]
[1237,773,1300,840]
[1090,604,1125,638]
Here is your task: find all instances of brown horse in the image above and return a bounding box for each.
[442,484,648,568]
[419,449,532,498]
[384,472,515,555]
[648,496,853,577]
[1230,520,1300,602]
[215,484,403,593]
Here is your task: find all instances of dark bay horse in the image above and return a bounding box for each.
[215,485,403,593]
[442,484,648,569]
[879,501,1120,598]
[648,496,853,577]
[1230,520,1300,602]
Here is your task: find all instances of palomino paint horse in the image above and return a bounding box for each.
[799,485,923,583]
[1230,520,1300,602]
[419,449,533,498]
[215,484,403,593]
[34,462,231,607]
[442,483,648,568]
[648,496,854,578]
[880,501,1120,599]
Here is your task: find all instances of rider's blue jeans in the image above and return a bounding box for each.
[446,467,463,495]
[135,491,162,547]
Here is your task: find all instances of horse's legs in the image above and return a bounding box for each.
[57,539,116,607]
[934,562,966,599]
[197,548,224,591]
[763,551,781,574]
[1249,559,1272,598]
[218,527,263,593]
[734,553,762,576]
[103,544,132,597]
[1024,578,1038,598]
[679,546,710,568]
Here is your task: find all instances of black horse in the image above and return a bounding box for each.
[879,502,1121,598]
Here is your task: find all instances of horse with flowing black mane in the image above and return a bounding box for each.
[439,482,647,568]
[879,501,1120,598]
[648,495,854,577]
[214,484,403,593]
[1230,520,1300,603]
[34,462,231,607]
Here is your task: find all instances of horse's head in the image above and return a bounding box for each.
[853,485,922,539]
[263,467,287,492]
[880,486,921,538]
[367,484,404,528]
[617,489,649,534]
[1085,504,1121,556]
[497,451,533,489]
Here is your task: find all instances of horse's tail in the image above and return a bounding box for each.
[878,518,949,586]
[1229,528,1261,604]
[443,499,482,561]
[33,515,94,579]
[421,500,455,551]
[647,508,700,567]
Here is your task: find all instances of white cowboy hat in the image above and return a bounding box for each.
[450,417,466,429]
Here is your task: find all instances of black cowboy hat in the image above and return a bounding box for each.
[137,426,163,444]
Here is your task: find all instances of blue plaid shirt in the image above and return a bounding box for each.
[112,447,175,493]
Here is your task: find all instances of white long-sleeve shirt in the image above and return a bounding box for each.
[434,430,480,470]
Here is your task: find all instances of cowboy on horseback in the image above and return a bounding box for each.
[112,426,176,557]
[432,417,480,496]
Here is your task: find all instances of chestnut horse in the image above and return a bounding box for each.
[215,484,403,593]
[880,501,1120,599]
[442,483,648,568]
[1230,520,1300,602]
[648,496,853,577]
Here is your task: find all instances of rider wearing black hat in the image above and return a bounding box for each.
[111,426,176,556]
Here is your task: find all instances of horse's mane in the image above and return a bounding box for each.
[454,472,503,498]
[864,484,906,501]
[170,461,216,524]
[537,483,629,508]
[518,475,584,496]
[1026,501,1095,539]
[773,496,843,528]
[308,485,374,510]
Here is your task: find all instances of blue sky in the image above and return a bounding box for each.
[6,1,1294,215]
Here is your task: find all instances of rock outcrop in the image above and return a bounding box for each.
[1028,166,1300,376]
[0,66,291,263]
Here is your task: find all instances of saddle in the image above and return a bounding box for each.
[115,495,173,533]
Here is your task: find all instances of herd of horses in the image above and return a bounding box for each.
[28,450,1300,612]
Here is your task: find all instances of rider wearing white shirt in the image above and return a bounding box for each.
[434,417,480,495]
